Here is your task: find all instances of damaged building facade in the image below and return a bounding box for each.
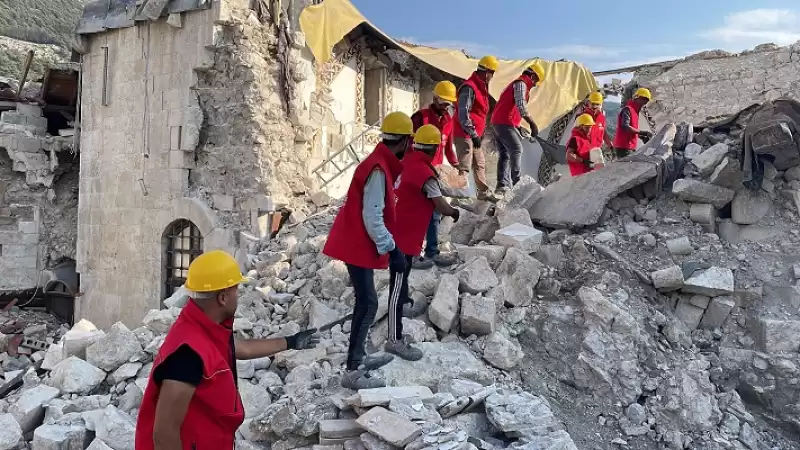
[72,0,463,328]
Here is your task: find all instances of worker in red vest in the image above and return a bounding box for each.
[136,250,319,450]
[612,87,653,159]
[584,91,613,149]
[322,111,414,390]
[454,55,498,202]
[567,114,601,177]
[410,80,459,269]
[388,124,461,361]
[490,61,546,195]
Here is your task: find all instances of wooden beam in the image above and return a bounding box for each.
[16,50,34,100]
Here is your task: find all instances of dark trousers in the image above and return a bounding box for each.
[613,147,632,159]
[494,124,523,189]
[346,264,378,371]
[423,212,441,258]
[387,254,413,343]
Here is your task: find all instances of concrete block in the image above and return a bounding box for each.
[687,295,710,309]
[212,194,234,211]
[666,236,692,255]
[32,424,88,450]
[689,203,716,224]
[492,223,543,253]
[675,298,705,330]
[355,406,423,447]
[731,189,771,225]
[428,274,459,333]
[357,386,433,407]
[9,385,60,432]
[651,266,684,291]
[700,296,735,329]
[0,111,25,125]
[17,221,37,234]
[457,256,499,294]
[460,295,496,336]
[682,267,734,296]
[693,143,727,176]
[319,419,362,440]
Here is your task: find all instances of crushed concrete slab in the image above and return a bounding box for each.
[492,223,543,253]
[375,342,494,388]
[355,407,422,447]
[485,390,577,448]
[457,256,499,294]
[428,274,460,333]
[357,386,433,407]
[700,296,735,329]
[528,160,656,228]
[460,295,496,336]
[672,179,735,208]
[682,267,735,296]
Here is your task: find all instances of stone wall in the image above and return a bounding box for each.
[639,43,800,127]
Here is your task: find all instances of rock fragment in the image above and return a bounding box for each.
[0,414,22,450]
[692,143,728,176]
[32,424,88,450]
[666,237,692,255]
[496,248,543,307]
[9,385,59,432]
[672,179,735,208]
[48,356,107,394]
[682,267,734,296]
[428,274,460,332]
[457,256,499,294]
[357,386,433,407]
[493,223,543,253]
[460,295,496,336]
[86,322,143,371]
[731,189,771,225]
[651,266,684,291]
[482,332,523,370]
[700,296,736,329]
[355,407,422,447]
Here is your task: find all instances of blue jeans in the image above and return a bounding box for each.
[424,212,441,258]
[494,124,523,189]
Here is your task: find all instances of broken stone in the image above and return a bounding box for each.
[0,413,22,450]
[666,237,693,255]
[428,274,460,333]
[731,189,771,225]
[32,424,88,450]
[407,269,439,297]
[672,179,735,208]
[9,385,59,433]
[689,203,716,226]
[624,222,649,236]
[454,244,507,268]
[651,266,684,291]
[674,298,705,330]
[48,356,107,394]
[485,390,576,447]
[457,256,499,294]
[95,406,136,450]
[355,407,422,447]
[693,143,728,176]
[460,295,496,336]
[375,342,494,388]
[700,296,736,329]
[86,322,143,371]
[755,318,800,353]
[482,332,523,370]
[240,380,273,418]
[319,419,363,441]
[492,223,543,253]
[437,379,486,398]
[497,208,534,229]
[357,386,433,407]
[108,362,142,385]
[709,156,744,190]
[496,248,543,307]
[682,267,735,296]
[388,397,442,424]
[594,231,616,243]
[684,143,702,160]
[272,347,327,370]
[497,175,542,210]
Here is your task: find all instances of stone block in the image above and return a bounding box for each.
[32,424,88,450]
[689,203,716,224]
[682,267,735,296]
[731,189,771,225]
[0,111,25,125]
[457,256,499,294]
[355,407,422,447]
[700,296,735,329]
[492,223,543,253]
[319,419,363,440]
[496,248,543,307]
[666,236,692,255]
[86,322,143,371]
[497,175,543,210]
[357,386,433,407]
[169,126,182,150]
[454,244,506,268]
[497,208,534,229]
[48,356,106,394]
[0,413,22,449]
[709,157,744,190]
[675,298,705,330]
[483,332,524,370]
[692,143,728,176]
[672,179,735,208]
[212,194,234,211]
[687,295,710,309]
[169,150,194,169]
[651,266,683,291]
[428,274,459,333]
[8,385,59,432]
[755,318,800,353]
[460,295,496,336]
[684,143,702,159]
[95,406,136,450]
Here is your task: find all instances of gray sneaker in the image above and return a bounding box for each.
[431,253,458,267]
[412,256,435,270]
[385,337,423,361]
[341,370,386,390]
[361,353,394,371]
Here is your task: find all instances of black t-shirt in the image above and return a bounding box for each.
[153,344,204,386]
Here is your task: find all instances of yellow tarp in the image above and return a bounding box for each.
[299,0,598,128]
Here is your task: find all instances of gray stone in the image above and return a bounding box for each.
[785,164,800,181]
[319,419,362,440]
[693,143,728,176]
[472,215,501,246]
[533,244,565,268]
[687,295,710,309]
[9,385,59,432]
[529,160,657,228]
[594,231,616,243]
[0,413,22,449]
[272,347,326,370]
[387,397,442,424]
[497,208,534,229]
[357,386,433,407]
[48,356,106,394]
[689,203,716,225]
[653,363,721,432]
[309,299,340,329]
[457,256,499,294]
[95,406,136,450]
[437,379,485,398]
[485,390,576,448]
[666,237,693,255]
[625,403,646,424]
[108,362,142,385]
[240,380,272,418]
[428,274,460,333]
[449,211,480,245]
[141,309,175,334]
[682,267,734,296]
[731,189,771,225]
[496,248,543,307]
[674,299,705,330]
[375,342,494,388]
[460,295,496,336]
[497,175,543,210]
[709,157,744,190]
[755,318,800,353]
[86,322,143,371]
[672,179,735,208]
[454,244,507,268]
[717,220,740,243]
[407,269,439,297]
[32,424,88,450]
[624,222,649,236]
[684,143,702,160]
[651,266,684,291]
[482,332,523,370]
[355,407,422,447]
[700,296,736,329]
[493,224,543,253]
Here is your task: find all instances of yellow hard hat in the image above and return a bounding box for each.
[575,113,595,127]
[527,61,546,83]
[433,81,457,102]
[589,92,604,104]
[634,88,652,101]
[380,111,414,136]
[185,250,248,292]
[478,55,499,72]
[414,124,442,146]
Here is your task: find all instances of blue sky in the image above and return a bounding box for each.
[351,0,800,73]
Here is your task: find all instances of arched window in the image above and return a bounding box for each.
[163,219,203,298]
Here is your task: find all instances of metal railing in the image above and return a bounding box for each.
[311,121,380,189]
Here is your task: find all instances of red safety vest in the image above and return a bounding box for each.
[136,300,244,450]
[613,100,643,150]
[490,74,536,128]
[411,106,455,166]
[453,72,491,138]
[323,143,403,269]
[583,106,607,149]
[567,128,593,177]
[394,150,437,256]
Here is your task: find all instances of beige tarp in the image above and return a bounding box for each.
[299,0,598,128]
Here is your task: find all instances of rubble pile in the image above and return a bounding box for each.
[3,129,800,449]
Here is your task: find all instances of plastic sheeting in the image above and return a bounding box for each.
[299,0,598,128]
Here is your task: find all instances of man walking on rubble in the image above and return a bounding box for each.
[389,124,461,359]
[490,61,546,196]
[323,111,415,390]
[136,249,319,450]
[454,55,499,202]
[410,80,460,269]
[613,87,653,159]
